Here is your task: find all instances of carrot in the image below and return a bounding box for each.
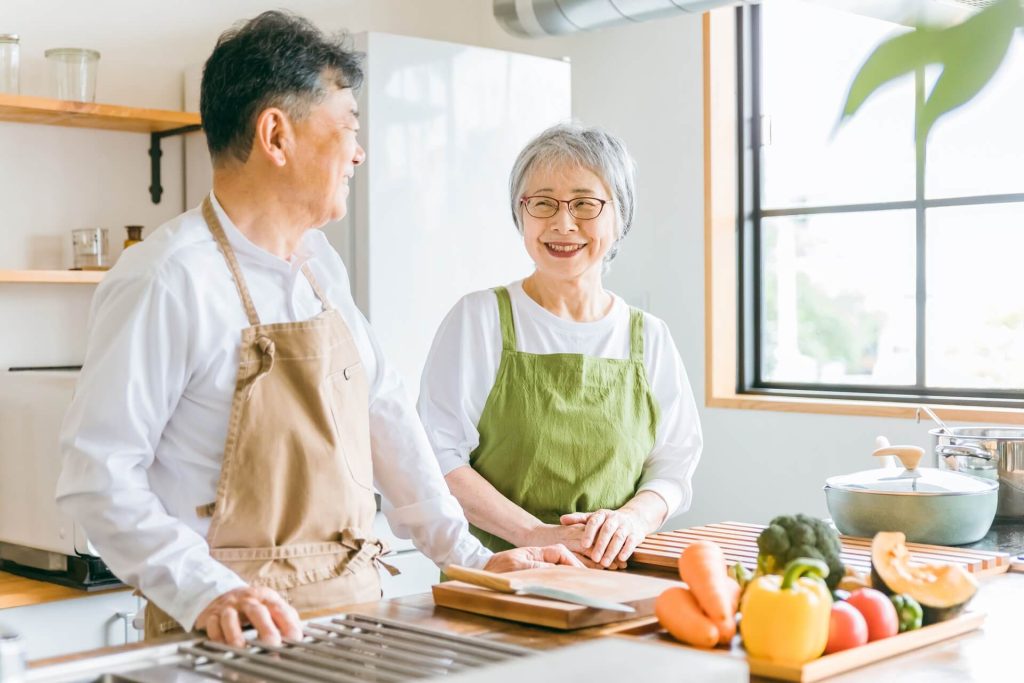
[677,541,740,645]
[655,586,720,649]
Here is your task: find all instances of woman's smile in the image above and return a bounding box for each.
[544,241,588,257]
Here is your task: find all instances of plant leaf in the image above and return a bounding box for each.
[918,0,1023,144]
[838,27,939,124]
[837,0,1024,145]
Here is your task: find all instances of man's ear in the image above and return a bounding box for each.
[252,107,292,167]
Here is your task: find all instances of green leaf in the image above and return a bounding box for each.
[839,27,940,123]
[918,0,1023,144]
[837,0,1024,148]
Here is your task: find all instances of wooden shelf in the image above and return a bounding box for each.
[0,93,199,133]
[0,269,105,284]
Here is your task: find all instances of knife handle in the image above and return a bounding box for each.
[445,565,519,593]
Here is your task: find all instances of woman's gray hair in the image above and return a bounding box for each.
[509,122,637,264]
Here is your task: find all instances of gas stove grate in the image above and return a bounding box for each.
[177,613,531,682]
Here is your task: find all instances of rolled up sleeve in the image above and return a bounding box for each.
[56,268,245,630]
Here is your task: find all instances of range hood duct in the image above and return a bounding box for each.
[494,0,759,37]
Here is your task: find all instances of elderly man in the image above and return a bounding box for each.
[56,11,579,647]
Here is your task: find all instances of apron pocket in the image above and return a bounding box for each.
[324,363,375,489]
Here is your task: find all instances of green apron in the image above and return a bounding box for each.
[468,286,660,553]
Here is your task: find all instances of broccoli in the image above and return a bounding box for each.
[756,514,845,590]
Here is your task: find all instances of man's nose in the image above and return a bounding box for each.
[353,143,367,166]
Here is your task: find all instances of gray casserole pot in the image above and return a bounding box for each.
[824,441,998,546]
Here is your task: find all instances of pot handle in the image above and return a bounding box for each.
[936,444,993,460]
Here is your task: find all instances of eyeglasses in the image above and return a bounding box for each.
[520,195,612,221]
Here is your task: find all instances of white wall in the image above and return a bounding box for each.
[0,0,935,529]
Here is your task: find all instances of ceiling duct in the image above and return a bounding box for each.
[494,0,986,38]
[494,0,759,38]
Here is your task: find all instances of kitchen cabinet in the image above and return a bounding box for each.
[0,587,142,661]
[0,92,199,283]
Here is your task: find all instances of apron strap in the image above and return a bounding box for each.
[202,196,262,327]
[300,263,332,313]
[629,307,645,363]
[493,287,517,352]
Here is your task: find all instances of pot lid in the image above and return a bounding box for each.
[826,437,998,495]
[826,466,997,495]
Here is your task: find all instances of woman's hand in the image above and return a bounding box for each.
[560,509,648,568]
[484,544,586,572]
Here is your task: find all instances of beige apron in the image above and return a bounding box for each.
[144,198,390,638]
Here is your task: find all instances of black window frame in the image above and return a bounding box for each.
[737,3,1024,409]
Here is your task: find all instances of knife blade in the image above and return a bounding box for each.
[444,565,636,613]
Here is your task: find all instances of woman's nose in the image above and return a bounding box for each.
[353,143,367,166]
[548,207,578,232]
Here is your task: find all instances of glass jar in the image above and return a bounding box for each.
[71,228,109,270]
[45,47,100,102]
[0,34,18,94]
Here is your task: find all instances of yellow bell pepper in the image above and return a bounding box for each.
[739,558,833,664]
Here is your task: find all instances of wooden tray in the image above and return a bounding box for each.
[431,566,682,630]
[632,521,1011,577]
[606,611,985,682]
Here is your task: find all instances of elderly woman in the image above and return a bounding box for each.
[417,123,702,569]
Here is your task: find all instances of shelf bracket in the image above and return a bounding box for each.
[149,124,203,204]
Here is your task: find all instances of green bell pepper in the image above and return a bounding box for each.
[890,594,923,632]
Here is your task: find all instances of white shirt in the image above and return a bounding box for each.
[56,194,491,631]
[417,280,703,518]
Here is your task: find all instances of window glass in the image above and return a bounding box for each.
[926,204,1024,389]
[760,211,916,385]
[926,37,1024,199]
[761,0,915,209]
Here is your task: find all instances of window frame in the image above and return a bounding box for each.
[702,6,1024,423]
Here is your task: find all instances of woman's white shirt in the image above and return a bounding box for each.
[417,280,703,518]
[56,194,491,632]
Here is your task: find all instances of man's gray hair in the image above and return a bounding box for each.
[509,121,637,264]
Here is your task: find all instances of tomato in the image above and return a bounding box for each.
[825,601,869,654]
[846,588,899,641]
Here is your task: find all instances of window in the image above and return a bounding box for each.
[739,0,1024,407]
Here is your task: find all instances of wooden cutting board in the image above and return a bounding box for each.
[631,521,1011,577]
[607,611,986,682]
[431,566,682,630]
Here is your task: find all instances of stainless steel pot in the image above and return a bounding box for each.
[824,442,998,546]
[931,427,1024,518]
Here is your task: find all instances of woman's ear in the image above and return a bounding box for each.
[253,107,292,167]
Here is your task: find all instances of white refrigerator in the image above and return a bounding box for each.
[186,32,572,396]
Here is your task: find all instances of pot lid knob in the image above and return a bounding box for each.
[872,443,925,470]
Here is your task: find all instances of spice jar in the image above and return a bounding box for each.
[124,225,144,249]
[0,34,18,94]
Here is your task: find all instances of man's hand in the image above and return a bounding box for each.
[195,586,302,647]
[560,509,647,568]
[483,544,586,572]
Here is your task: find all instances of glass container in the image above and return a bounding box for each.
[124,225,143,249]
[45,47,100,102]
[0,34,18,94]
[71,228,109,270]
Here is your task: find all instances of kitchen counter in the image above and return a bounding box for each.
[26,568,1024,682]
[0,570,129,610]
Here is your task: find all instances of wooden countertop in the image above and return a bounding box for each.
[0,570,129,610]
[28,569,1024,681]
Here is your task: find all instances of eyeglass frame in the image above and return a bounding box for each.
[519,195,614,221]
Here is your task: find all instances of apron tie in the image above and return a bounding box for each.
[245,336,277,399]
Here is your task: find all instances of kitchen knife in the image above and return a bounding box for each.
[444,565,636,613]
